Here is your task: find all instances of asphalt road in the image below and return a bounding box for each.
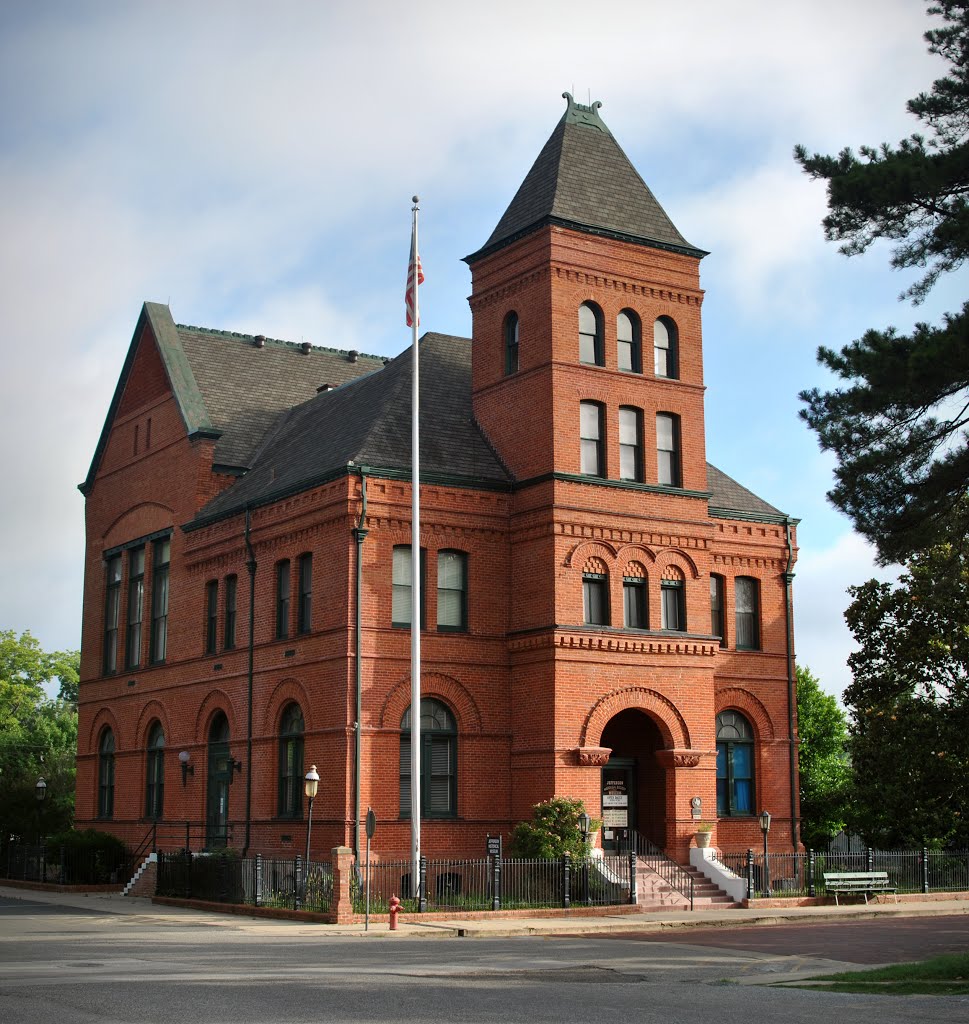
[1,896,966,1024]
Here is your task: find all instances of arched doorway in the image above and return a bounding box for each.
[206,712,231,849]
[599,709,666,852]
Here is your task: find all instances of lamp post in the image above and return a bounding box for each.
[35,776,47,845]
[578,811,591,905]
[759,809,772,897]
[303,765,320,869]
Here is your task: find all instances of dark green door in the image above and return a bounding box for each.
[601,758,637,853]
[206,713,231,849]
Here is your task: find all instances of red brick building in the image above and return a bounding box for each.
[75,95,800,866]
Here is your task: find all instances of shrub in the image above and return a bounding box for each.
[510,797,600,861]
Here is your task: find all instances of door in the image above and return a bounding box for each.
[206,713,231,849]
[601,758,637,853]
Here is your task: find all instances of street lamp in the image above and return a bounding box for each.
[578,811,591,847]
[303,765,320,869]
[35,777,47,802]
[759,809,772,897]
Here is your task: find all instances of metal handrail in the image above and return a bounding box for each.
[620,828,695,910]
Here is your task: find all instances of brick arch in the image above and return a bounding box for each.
[623,559,648,579]
[716,687,776,742]
[615,544,656,569]
[134,701,172,750]
[581,686,690,749]
[261,677,314,737]
[379,672,483,733]
[194,690,237,745]
[562,540,618,568]
[87,706,122,753]
[102,501,174,547]
[653,547,700,580]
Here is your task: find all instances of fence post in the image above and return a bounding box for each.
[866,847,874,872]
[808,849,816,898]
[255,852,263,907]
[294,856,303,910]
[491,855,501,911]
[629,849,638,905]
[746,848,754,900]
[59,845,66,886]
[922,847,930,893]
[40,843,46,884]
[562,853,571,909]
[419,856,428,913]
[184,847,192,898]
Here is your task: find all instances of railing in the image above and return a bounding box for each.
[619,829,695,910]
[3,842,133,887]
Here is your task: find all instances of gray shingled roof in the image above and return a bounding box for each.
[195,333,512,522]
[468,96,705,262]
[706,464,786,520]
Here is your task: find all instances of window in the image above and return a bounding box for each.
[619,406,643,482]
[661,577,686,631]
[297,553,313,635]
[504,311,519,375]
[437,550,468,632]
[149,537,170,664]
[392,545,426,628]
[623,576,647,629]
[656,412,681,487]
[145,722,165,820]
[617,310,641,373]
[224,574,237,650]
[735,577,760,650]
[204,580,218,655]
[583,572,609,626]
[580,401,605,477]
[275,559,290,640]
[654,316,679,379]
[717,711,755,816]
[710,574,726,647]
[98,728,115,819]
[125,547,145,669]
[103,554,122,674]
[578,302,604,366]
[278,703,305,819]
[400,698,457,819]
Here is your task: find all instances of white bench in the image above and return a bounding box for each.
[823,871,898,905]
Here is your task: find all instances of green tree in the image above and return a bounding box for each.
[510,797,600,860]
[795,2,969,565]
[796,665,850,849]
[0,630,79,839]
[842,540,969,847]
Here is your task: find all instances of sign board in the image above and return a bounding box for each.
[602,809,628,827]
[486,835,502,858]
[602,793,627,808]
[365,808,376,839]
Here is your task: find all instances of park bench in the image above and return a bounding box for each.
[823,871,898,905]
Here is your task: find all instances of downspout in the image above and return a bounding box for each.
[783,518,799,850]
[352,466,370,862]
[242,506,257,858]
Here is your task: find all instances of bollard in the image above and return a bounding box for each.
[389,894,401,930]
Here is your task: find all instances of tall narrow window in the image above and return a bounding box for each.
[224,574,237,650]
[656,412,681,487]
[578,302,604,366]
[145,722,165,820]
[619,406,643,482]
[98,728,115,819]
[717,711,754,816]
[583,572,609,626]
[400,699,457,819]
[204,579,218,655]
[392,545,426,628]
[149,537,170,664]
[504,311,519,375]
[623,576,647,629]
[580,401,605,477]
[735,576,761,650]
[654,317,679,379]
[278,703,305,818]
[275,560,290,640]
[617,310,641,373]
[711,574,726,647]
[661,574,686,631]
[103,554,122,674]
[125,547,145,669]
[297,553,313,635]
[437,550,468,632]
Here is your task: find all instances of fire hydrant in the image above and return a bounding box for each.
[389,894,401,930]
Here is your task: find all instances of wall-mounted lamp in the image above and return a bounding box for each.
[178,750,194,786]
[228,757,243,783]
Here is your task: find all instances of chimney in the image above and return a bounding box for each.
[347,349,358,363]
[301,341,312,355]
[254,334,266,348]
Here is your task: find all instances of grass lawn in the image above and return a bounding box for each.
[796,952,969,995]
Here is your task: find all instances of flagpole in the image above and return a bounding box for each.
[409,196,421,900]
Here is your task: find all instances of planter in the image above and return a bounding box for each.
[695,831,712,848]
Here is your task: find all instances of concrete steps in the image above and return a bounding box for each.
[122,853,157,897]
[636,859,740,911]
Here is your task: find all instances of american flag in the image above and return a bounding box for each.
[405,223,424,328]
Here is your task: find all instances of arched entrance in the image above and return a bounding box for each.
[206,712,231,849]
[599,709,666,852]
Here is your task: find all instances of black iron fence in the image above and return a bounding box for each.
[4,842,133,886]
[718,847,969,898]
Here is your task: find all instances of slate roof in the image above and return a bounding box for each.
[706,464,787,521]
[467,95,706,263]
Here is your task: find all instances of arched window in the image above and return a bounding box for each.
[437,550,468,632]
[623,562,648,629]
[617,310,642,373]
[400,698,457,819]
[579,303,604,366]
[735,577,761,650]
[580,401,605,477]
[278,703,305,819]
[582,558,609,626]
[654,317,679,379]
[661,566,686,631]
[145,722,165,820]
[392,545,426,628]
[98,728,115,819]
[504,312,519,375]
[206,712,231,848]
[717,711,754,816]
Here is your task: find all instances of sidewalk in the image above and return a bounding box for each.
[3,883,968,938]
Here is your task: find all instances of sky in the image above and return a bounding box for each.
[0,0,960,701]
